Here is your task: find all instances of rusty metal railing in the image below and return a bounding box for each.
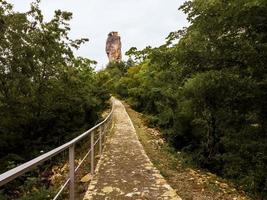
[0,98,114,200]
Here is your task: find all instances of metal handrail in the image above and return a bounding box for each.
[0,98,115,200]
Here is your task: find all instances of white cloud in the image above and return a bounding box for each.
[8,0,188,69]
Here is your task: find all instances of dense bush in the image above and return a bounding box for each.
[107,0,267,198]
[0,0,109,173]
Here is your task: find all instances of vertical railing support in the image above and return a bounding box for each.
[91,131,94,175]
[99,126,102,155]
[69,145,75,200]
[103,123,107,143]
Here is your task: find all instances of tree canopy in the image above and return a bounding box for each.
[0,0,109,175]
[106,0,267,198]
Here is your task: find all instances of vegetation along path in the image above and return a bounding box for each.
[83,98,181,200]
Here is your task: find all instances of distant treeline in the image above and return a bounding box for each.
[104,0,267,198]
[0,0,109,173]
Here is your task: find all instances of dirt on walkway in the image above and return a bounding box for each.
[83,99,181,200]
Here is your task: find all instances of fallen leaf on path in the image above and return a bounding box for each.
[80,174,92,182]
[102,186,114,193]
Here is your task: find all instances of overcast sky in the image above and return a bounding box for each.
[8,0,188,69]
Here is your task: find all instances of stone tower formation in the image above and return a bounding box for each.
[106,32,122,62]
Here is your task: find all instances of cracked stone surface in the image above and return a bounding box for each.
[83,99,181,200]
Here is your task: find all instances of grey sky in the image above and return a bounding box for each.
[8,0,188,69]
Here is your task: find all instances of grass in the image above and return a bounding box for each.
[124,102,251,200]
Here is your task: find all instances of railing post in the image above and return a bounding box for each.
[69,145,75,200]
[109,117,112,129]
[91,131,94,175]
[99,126,102,155]
[103,123,107,143]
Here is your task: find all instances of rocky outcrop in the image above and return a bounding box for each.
[106,32,122,62]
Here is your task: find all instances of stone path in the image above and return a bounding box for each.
[83,99,181,200]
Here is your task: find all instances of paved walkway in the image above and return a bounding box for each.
[83,99,181,200]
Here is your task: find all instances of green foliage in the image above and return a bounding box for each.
[19,187,55,200]
[106,0,267,198]
[101,60,133,96]
[0,0,109,176]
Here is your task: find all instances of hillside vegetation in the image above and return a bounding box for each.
[104,0,267,199]
[0,0,109,173]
